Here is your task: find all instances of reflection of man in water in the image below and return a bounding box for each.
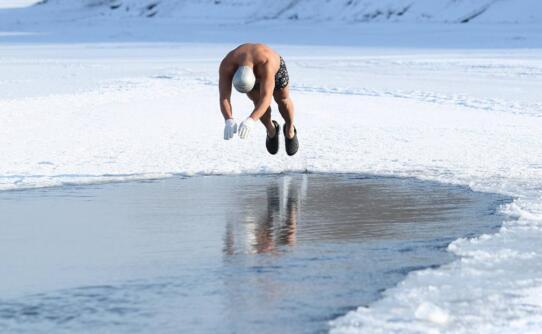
[253,183,298,253]
[219,43,299,156]
[223,177,303,255]
[253,180,299,254]
[277,183,299,247]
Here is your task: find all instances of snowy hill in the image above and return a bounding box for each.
[31,0,542,24]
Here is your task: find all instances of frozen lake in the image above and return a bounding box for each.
[0,174,510,333]
[1,4,541,329]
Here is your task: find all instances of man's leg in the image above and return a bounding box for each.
[247,89,276,137]
[273,86,295,139]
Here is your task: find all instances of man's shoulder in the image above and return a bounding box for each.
[219,54,236,74]
[260,52,281,71]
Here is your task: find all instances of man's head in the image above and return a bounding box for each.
[232,66,256,93]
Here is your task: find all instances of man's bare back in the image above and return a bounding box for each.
[220,44,281,83]
[219,43,299,156]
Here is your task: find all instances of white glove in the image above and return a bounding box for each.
[238,117,257,139]
[224,118,237,140]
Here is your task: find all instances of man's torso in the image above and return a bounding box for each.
[224,43,281,79]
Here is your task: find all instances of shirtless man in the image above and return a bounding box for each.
[219,43,299,156]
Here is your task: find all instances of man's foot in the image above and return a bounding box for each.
[283,124,299,156]
[266,120,280,155]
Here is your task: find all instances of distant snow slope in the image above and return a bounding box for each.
[34,0,542,24]
[0,0,39,9]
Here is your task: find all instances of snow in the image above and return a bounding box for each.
[23,0,542,24]
[1,1,542,333]
[415,302,450,325]
[0,0,38,9]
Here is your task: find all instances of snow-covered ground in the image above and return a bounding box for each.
[0,0,38,9]
[1,1,542,333]
[13,0,542,23]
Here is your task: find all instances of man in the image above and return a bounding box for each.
[219,43,299,156]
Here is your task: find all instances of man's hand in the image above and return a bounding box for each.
[238,117,256,139]
[224,118,237,140]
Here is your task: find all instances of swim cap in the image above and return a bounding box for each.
[232,66,256,93]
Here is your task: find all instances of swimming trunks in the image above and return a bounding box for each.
[275,56,289,90]
[251,56,289,92]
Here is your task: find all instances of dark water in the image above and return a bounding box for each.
[0,174,510,334]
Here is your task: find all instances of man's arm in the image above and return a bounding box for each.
[219,59,238,140]
[218,61,233,120]
[249,66,275,120]
[238,66,275,139]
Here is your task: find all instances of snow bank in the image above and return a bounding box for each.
[29,0,542,24]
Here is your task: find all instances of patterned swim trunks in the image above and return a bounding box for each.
[252,56,289,92]
[275,56,289,90]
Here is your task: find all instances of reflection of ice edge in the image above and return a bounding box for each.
[330,195,542,333]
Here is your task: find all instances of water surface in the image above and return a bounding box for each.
[0,174,510,334]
